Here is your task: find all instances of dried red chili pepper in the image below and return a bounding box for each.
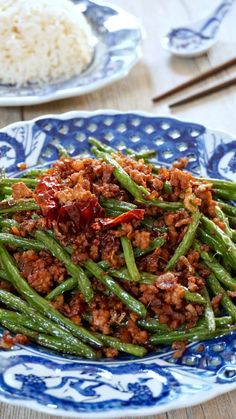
[58,198,104,231]
[34,175,61,219]
[92,209,145,230]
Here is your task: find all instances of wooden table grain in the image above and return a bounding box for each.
[1,0,236,418]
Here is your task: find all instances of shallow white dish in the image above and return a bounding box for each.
[0,1,143,106]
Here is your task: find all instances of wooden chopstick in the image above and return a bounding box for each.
[169,76,236,108]
[152,56,236,103]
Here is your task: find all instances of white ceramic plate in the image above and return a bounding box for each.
[0,1,143,106]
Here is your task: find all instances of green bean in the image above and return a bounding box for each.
[198,177,236,190]
[232,230,236,243]
[108,267,206,304]
[46,277,77,301]
[89,137,156,163]
[165,210,201,271]
[88,137,117,154]
[92,146,146,200]
[105,209,124,217]
[0,244,101,354]
[201,215,236,270]
[197,227,227,256]
[138,197,183,211]
[0,290,88,347]
[108,267,155,284]
[92,147,183,210]
[213,189,236,201]
[227,215,236,228]
[202,286,216,332]
[137,318,170,332]
[100,198,167,233]
[92,332,147,357]
[0,178,38,187]
[163,181,172,194]
[133,236,166,258]
[150,325,236,345]
[183,287,206,305]
[0,312,88,357]
[83,259,147,317]
[126,149,157,160]
[215,316,233,326]
[120,236,140,281]
[0,199,40,214]
[196,243,236,290]
[140,216,168,233]
[56,144,70,158]
[0,219,19,229]
[0,233,46,251]
[105,211,168,234]
[100,197,137,211]
[21,169,46,178]
[218,201,236,217]
[0,272,7,283]
[35,230,93,302]
[0,186,12,197]
[215,206,232,238]
[206,274,236,321]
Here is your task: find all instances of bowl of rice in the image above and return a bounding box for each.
[0,0,143,105]
[0,0,95,86]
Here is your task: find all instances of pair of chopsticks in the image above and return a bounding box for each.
[152,56,236,108]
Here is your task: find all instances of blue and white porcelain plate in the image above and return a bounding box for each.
[0,110,236,417]
[0,1,143,107]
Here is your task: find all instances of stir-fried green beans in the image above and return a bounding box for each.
[0,233,46,251]
[202,286,216,332]
[137,318,170,332]
[100,197,167,233]
[0,244,101,356]
[150,325,236,345]
[165,210,201,271]
[133,236,166,258]
[46,277,77,301]
[0,310,89,357]
[201,215,236,270]
[92,332,147,357]
[0,218,19,229]
[35,230,94,302]
[215,205,232,238]
[198,177,236,190]
[83,259,147,318]
[126,149,156,160]
[0,290,87,346]
[183,287,206,305]
[214,189,236,201]
[92,147,183,210]
[100,197,137,211]
[218,201,236,217]
[0,178,38,187]
[0,199,40,214]
[0,138,236,360]
[195,242,236,290]
[120,236,140,281]
[206,274,236,321]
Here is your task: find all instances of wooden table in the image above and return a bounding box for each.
[1,0,236,418]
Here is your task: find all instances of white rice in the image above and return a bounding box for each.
[0,0,95,86]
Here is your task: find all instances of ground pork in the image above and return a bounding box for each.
[14,250,66,294]
[2,153,223,357]
[12,182,33,200]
